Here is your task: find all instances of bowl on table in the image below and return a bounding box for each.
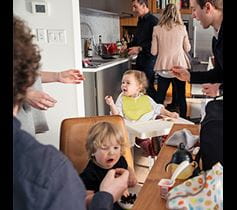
[118,184,142,209]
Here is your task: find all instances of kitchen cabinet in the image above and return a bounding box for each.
[154,0,191,14]
[83,58,130,116]
[80,0,132,15]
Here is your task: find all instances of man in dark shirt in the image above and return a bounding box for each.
[127,0,158,101]
[13,15,129,210]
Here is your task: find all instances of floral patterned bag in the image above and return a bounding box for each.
[166,162,223,210]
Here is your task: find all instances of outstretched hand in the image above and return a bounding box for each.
[105,95,115,106]
[171,66,190,82]
[26,89,57,110]
[202,83,221,97]
[58,69,85,84]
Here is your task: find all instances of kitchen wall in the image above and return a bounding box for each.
[13,0,84,149]
[80,8,120,57]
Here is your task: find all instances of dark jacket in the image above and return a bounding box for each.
[128,12,158,71]
[13,117,113,210]
[190,22,223,84]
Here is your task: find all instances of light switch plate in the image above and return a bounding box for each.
[36,29,47,43]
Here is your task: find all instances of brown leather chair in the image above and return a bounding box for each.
[60,115,134,174]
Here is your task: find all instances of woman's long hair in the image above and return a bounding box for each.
[159,4,183,30]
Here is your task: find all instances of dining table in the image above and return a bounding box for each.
[132,123,200,210]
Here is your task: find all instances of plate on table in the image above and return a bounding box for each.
[118,184,142,209]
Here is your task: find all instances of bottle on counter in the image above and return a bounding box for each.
[98,35,103,56]
[87,38,93,58]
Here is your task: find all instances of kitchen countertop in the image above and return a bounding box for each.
[82,57,129,72]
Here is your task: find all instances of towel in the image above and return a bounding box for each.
[165,128,199,151]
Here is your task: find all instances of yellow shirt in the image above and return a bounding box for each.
[122,95,152,121]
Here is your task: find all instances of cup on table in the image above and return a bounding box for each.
[158,179,174,199]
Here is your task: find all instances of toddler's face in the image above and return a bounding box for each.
[94,137,122,169]
[121,74,141,97]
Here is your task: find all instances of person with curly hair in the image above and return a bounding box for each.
[13,15,129,210]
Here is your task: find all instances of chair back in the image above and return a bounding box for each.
[60,115,134,174]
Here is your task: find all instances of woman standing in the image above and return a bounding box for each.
[151,3,191,118]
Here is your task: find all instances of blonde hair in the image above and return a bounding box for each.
[123,70,148,94]
[86,121,126,157]
[159,3,183,30]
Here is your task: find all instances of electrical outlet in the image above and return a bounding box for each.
[47,30,66,44]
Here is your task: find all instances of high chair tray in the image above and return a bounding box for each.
[126,118,194,139]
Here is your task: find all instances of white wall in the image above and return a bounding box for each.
[13,0,84,149]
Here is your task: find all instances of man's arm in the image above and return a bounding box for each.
[40,69,85,83]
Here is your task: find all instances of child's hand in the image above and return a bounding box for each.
[85,190,95,207]
[169,112,179,119]
[123,188,130,197]
[105,95,114,106]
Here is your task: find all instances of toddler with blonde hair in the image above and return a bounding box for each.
[105,70,179,156]
[80,121,137,209]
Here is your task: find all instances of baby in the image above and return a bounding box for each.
[105,70,179,156]
[80,121,137,209]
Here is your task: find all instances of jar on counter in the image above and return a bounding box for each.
[98,35,103,56]
[87,38,93,57]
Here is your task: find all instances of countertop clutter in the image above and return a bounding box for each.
[82,56,129,72]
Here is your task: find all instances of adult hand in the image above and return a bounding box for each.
[202,83,220,97]
[58,69,85,84]
[105,95,115,106]
[169,112,179,119]
[119,45,128,53]
[100,168,129,202]
[128,46,141,55]
[171,66,190,82]
[26,89,57,110]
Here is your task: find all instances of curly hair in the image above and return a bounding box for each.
[86,121,127,157]
[13,16,41,107]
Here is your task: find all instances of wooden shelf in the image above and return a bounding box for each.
[157,8,192,14]
[120,16,138,27]
[119,17,138,39]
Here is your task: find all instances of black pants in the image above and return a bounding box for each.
[200,100,223,170]
[135,54,157,102]
[156,75,187,118]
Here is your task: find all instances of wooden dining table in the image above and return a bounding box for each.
[132,123,200,210]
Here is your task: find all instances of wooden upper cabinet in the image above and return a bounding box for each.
[153,0,192,14]
[119,0,155,27]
